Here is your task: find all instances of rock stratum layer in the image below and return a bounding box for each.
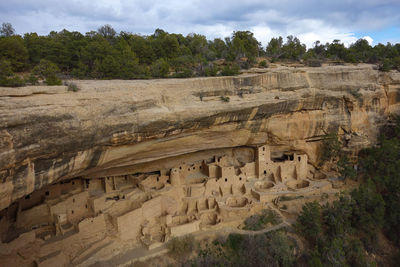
[1,64,400,211]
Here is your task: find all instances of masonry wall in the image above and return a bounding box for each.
[17,204,50,230]
[116,208,143,241]
[78,213,106,246]
[50,191,89,224]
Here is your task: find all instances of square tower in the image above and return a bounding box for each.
[256,145,271,178]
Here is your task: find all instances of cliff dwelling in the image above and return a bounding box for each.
[0,144,334,266]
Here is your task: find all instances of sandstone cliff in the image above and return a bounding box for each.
[1,64,400,211]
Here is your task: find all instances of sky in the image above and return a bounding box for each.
[1,0,400,48]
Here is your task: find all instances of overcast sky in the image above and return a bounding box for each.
[1,0,400,47]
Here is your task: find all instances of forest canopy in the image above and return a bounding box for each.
[1,23,400,86]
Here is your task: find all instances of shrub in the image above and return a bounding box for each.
[337,154,356,180]
[167,235,195,259]
[45,74,62,86]
[306,59,322,67]
[243,209,282,230]
[0,76,25,87]
[0,60,25,87]
[379,58,393,72]
[24,74,38,85]
[320,131,341,163]
[204,65,219,76]
[172,68,192,78]
[33,59,62,85]
[151,58,170,78]
[296,202,322,246]
[221,64,240,76]
[0,60,13,77]
[220,96,230,102]
[66,82,80,92]
[33,59,60,78]
[259,60,268,68]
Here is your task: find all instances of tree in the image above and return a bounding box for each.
[0,22,15,37]
[320,132,341,163]
[151,58,170,78]
[326,40,348,61]
[350,179,385,245]
[32,59,62,85]
[296,202,323,246]
[97,24,116,39]
[281,35,306,60]
[231,31,260,62]
[0,60,13,78]
[0,36,28,71]
[266,36,283,60]
[349,39,372,62]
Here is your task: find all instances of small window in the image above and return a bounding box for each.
[72,198,75,203]
[193,167,195,170]
[156,177,159,182]
[200,166,202,169]
[264,170,267,175]
[225,178,228,182]
[239,177,242,181]
[298,156,301,161]
[72,181,75,185]
[179,166,182,170]
[188,168,190,171]
[71,210,74,214]
[263,147,265,151]
[85,204,88,208]
[45,191,49,196]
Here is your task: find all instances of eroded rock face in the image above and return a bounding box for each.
[1,65,400,211]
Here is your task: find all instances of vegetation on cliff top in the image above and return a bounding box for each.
[1,22,400,87]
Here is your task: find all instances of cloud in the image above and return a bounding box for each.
[1,0,400,47]
[362,36,374,45]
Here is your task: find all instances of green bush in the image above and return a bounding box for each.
[0,76,25,87]
[221,64,240,76]
[338,154,356,180]
[24,74,38,85]
[0,60,25,87]
[220,96,230,102]
[33,59,60,78]
[243,209,282,230]
[167,235,195,259]
[320,132,341,163]
[0,59,13,77]
[296,202,322,245]
[33,59,62,85]
[190,232,295,267]
[204,65,219,76]
[151,58,170,78]
[259,60,268,68]
[66,82,80,92]
[172,68,192,78]
[45,74,62,85]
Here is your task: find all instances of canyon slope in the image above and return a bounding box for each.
[1,64,400,211]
